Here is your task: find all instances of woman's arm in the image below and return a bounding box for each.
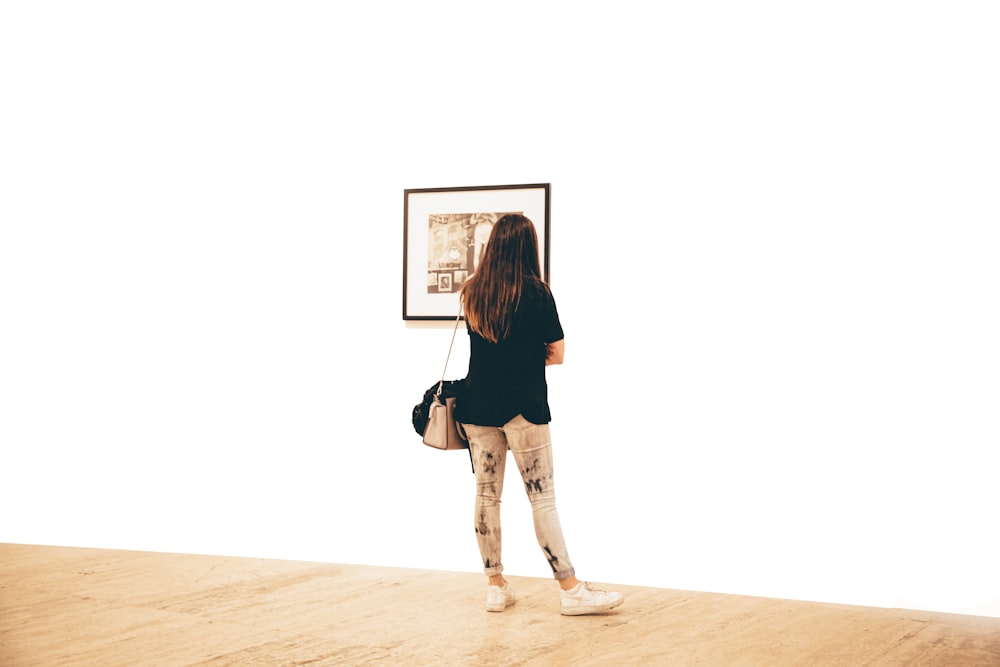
[545,339,565,366]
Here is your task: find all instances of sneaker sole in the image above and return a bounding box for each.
[560,596,624,616]
[486,597,516,612]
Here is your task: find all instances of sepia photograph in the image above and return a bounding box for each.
[426,211,507,295]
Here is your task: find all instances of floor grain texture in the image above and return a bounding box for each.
[2,543,998,666]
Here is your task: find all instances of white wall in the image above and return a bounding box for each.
[2,2,998,617]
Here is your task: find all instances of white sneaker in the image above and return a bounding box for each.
[560,582,624,616]
[486,581,517,612]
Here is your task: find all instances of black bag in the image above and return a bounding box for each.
[412,306,471,459]
[412,378,468,450]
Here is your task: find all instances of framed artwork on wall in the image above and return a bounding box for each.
[403,183,550,320]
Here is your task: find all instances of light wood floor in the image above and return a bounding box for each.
[2,544,999,666]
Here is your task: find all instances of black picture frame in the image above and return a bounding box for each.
[403,183,551,320]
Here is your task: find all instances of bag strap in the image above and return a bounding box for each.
[435,301,463,398]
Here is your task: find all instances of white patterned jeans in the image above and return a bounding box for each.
[460,415,576,581]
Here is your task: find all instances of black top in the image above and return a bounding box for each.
[456,282,564,427]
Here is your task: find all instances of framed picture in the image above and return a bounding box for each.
[403,183,550,320]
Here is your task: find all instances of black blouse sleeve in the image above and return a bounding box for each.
[536,284,564,344]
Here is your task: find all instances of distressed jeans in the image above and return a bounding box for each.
[461,415,576,581]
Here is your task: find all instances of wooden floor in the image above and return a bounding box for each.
[2,544,999,666]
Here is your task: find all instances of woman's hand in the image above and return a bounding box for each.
[545,339,565,366]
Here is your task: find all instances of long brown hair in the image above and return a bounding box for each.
[461,213,544,343]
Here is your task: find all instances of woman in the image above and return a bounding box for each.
[456,213,624,615]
